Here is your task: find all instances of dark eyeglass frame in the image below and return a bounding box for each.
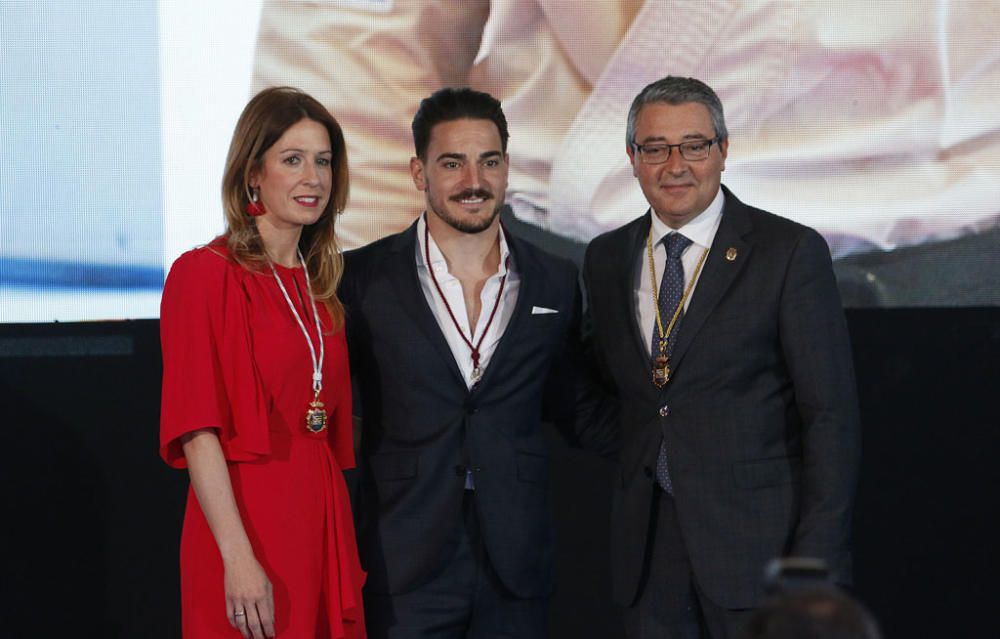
[632,137,722,164]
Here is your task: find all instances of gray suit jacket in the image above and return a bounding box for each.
[583,186,861,608]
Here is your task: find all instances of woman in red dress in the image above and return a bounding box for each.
[160,87,365,639]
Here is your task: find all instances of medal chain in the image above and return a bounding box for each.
[424,221,509,383]
[268,249,325,395]
[647,229,709,362]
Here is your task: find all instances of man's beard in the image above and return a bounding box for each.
[427,187,503,234]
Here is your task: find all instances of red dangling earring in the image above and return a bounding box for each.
[246,187,266,216]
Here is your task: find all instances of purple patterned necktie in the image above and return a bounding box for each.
[652,232,691,493]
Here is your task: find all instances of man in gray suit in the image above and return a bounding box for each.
[583,76,861,639]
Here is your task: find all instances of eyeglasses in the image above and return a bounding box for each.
[632,137,721,164]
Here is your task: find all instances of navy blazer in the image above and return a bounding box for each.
[583,186,861,608]
[341,219,611,598]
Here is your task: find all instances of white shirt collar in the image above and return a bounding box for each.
[649,187,725,249]
[416,212,512,277]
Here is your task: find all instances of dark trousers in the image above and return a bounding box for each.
[364,491,548,639]
[624,488,754,639]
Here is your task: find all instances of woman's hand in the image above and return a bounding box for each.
[224,552,275,639]
[180,430,276,638]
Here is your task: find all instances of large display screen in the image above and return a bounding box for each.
[2,0,999,322]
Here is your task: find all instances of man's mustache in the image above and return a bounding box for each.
[449,189,494,202]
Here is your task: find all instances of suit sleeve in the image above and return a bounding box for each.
[778,228,861,582]
[581,239,623,398]
[337,251,365,510]
[544,255,619,459]
[339,250,368,420]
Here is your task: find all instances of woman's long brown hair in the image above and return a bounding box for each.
[220,86,349,330]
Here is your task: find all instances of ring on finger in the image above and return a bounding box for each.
[234,610,246,618]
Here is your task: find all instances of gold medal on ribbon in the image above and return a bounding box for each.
[268,249,328,435]
[305,390,328,433]
[652,354,670,387]
[646,229,710,388]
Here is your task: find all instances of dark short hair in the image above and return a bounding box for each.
[739,585,882,639]
[411,87,509,160]
[626,76,728,147]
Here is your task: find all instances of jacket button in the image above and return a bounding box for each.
[643,466,653,478]
[454,465,467,476]
[659,405,670,417]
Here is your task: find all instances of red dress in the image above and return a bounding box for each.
[159,244,366,638]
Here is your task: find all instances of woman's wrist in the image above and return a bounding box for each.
[218,536,255,564]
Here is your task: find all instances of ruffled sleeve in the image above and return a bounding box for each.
[159,247,271,467]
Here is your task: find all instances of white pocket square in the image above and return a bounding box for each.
[531,306,559,315]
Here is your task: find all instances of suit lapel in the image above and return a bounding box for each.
[386,221,467,388]
[623,214,656,382]
[604,213,665,403]
[668,190,753,374]
[468,228,533,394]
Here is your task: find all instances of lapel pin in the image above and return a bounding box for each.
[726,247,738,261]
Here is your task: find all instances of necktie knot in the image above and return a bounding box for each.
[664,232,692,259]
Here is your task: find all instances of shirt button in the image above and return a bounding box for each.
[658,405,670,417]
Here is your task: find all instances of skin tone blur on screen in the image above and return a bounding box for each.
[251,0,1000,259]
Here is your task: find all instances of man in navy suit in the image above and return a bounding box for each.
[583,76,861,639]
[341,88,614,639]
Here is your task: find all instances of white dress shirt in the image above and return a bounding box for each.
[415,214,520,389]
[636,189,724,357]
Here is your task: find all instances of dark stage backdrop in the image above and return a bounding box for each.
[2,309,998,637]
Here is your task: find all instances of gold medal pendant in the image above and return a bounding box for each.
[645,230,711,391]
[652,354,670,387]
[268,250,329,435]
[305,390,328,433]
